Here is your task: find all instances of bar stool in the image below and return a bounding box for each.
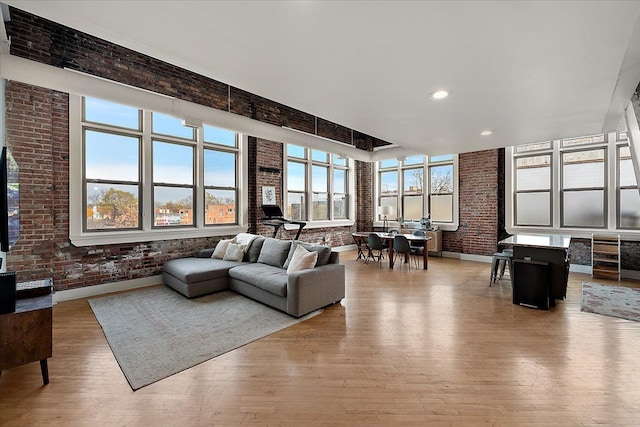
[489,250,513,286]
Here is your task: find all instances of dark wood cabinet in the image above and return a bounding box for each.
[0,293,52,384]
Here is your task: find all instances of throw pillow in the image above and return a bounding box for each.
[211,237,236,259]
[286,244,318,274]
[257,238,292,268]
[223,242,246,262]
[283,241,332,269]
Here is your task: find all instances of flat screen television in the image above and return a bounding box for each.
[0,147,19,252]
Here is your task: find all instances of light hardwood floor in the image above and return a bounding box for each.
[1,252,639,426]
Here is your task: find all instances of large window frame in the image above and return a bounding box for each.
[375,154,459,231]
[506,131,640,238]
[284,145,355,228]
[70,95,248,246]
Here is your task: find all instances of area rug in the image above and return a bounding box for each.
[581,282,640,322]
[89,287,320,390]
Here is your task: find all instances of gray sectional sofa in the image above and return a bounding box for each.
[162,234,345,317]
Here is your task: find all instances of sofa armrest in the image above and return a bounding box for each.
[196,248,215,258]
[286,263,345,317]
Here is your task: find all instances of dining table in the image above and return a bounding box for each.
[353,231,432,270]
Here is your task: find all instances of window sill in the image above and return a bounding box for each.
[506,226,640,241]
[70,225,246,247]
[283,219,354,230]
[374,221,458,232]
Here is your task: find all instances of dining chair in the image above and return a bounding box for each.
[366,233,385,266]
[352,233,367,261]
[410,229,426,254]
[393,234,418,270]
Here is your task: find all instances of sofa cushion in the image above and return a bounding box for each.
[223,243,246,262]
[286,244,318,274]
[257,238,291,268]
[163,258,242,284]
[212,237,236,259]
[228,263,288,296]
[244,236,265,262]
[283,241,332,269]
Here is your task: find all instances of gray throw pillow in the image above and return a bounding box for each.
[244,236,265,262]
[257,238,292,268]
[283,241,332,269]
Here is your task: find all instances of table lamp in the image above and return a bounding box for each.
[379,205,392,232]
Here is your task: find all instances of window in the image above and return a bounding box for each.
[71,96,245,245]
[507,132,640,236]
[376,154,459,230]
[618,145,640,229]
[285,145,352,224]
[514,154,552,226]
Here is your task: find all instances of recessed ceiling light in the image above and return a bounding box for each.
[430,89,449,100]
[480,130,493,136]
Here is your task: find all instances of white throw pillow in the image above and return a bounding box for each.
[211,237,236,259]
[223,243,246,262]
[286,244,318,274]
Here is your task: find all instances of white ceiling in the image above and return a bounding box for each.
[4,0,640,155]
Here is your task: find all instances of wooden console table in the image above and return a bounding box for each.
[0,293,52,384]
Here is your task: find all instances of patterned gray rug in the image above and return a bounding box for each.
[89,287,319,390]
[581,282,640,322]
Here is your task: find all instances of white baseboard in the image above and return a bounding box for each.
[54,275,163,303]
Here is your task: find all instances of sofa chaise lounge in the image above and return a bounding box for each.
[162,234,345,317]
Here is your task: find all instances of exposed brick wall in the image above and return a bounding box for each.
[443,150,499,256]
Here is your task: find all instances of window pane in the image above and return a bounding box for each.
[153,141,193,185]
[619,146,638,187]
[333,194,347,219]
[404,168,423,194]
[563,190,604,227]
[562,134,605,147]
[404,195,423,220]
[516,156,550,191]
[430,154,454,162]
[430,194,453,222]
[152,112,195,140]
[430,165,453,193]
[403,155,423,165]
[204,149,235,187]
[333,169,346,193]
[203,125,236,147]
[380,196,397,220]
[620,188,640,228]
[84,97,140,130]
[205,189,236,225]
[154,186,193,226]
[380,171,398,195]
[287,193,306,220]
[515,141,552,152]
[287,161,306,191]
[86,183,139,229]
[287,144,305,159]
[312,150,328,163]
[563,149,605,189]
[312,193,328,220]
[85,130,139,181]
[516,192,550,226]
[312,165,328,192]
[380,159,398,168]
[332,155,346,166]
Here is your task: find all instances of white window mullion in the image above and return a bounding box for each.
[141,110,153,231]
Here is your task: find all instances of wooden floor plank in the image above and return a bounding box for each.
[1,252,639,426]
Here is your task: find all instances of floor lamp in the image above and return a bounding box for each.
[379,206,392,232]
